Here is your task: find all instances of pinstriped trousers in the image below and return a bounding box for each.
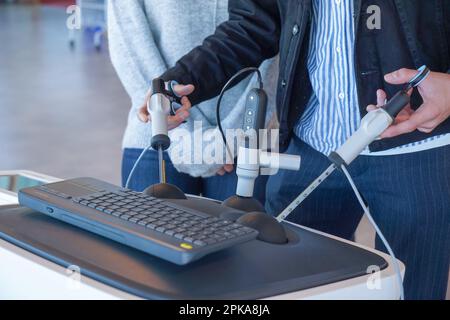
[266,136,450,300]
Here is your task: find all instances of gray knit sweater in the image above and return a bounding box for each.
[108,0,278,177]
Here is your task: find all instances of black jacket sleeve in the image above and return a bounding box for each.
[160,0,281,105]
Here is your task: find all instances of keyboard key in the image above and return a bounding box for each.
[174,227,186,233]
[223,232,234,238]
[194,240,206,246]
[154,221,165,227]
[240,227,254,234]
[165,230,175,236]
[206,217,220,223]
[231,229,246,236]
[146,223,157,230]
[205,238,217,245]
[201,230,213,236]
[183,237,194,243]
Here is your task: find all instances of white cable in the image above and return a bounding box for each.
[125,145,152,189]
[340,165,405,300]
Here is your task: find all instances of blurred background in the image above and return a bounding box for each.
[0,0,129,184]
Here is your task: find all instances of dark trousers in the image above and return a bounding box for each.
[122,148,268,203]
[266,136,450,300]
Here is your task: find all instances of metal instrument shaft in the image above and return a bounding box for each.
[276,164,337,222]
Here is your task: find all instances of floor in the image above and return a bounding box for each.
[0,4,129,184]
[0,4,448,299]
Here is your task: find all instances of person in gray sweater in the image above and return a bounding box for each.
[108,0,278,201]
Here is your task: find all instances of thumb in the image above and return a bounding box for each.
[384,68,419,85]
[173,84,195,97]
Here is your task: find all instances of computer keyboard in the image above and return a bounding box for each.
[18,178,259,265]
[72,189,253,247]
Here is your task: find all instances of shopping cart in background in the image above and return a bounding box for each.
[69,0,107,51]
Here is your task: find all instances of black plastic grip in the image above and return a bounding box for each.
[383,90,411,118]
[151,134,170,151]
[242,88,267,148]
[242,89,268,132]
[151,78,182,117]
[151,78,166,95]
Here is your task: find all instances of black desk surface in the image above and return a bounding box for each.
[0,199,387,299]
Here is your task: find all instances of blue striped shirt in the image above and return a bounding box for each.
[295,0,449,156]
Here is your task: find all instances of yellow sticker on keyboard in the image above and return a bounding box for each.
[180,243,193,250]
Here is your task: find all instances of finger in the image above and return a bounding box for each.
[223,164,234,173]
[180,96,192,109]
[167,110,190,129]
[138,106,150,122]
[384,68,419,85]
[381,105,436,138]
[417,118,442,133]
[394,108,413,123]
[376,89,387,107]
[173,84,195,97]
[175,105,191,119]
[417,126,435,133]
[217,168,226,176]
[366,104,378,112]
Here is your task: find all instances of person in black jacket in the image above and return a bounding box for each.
[138,0,450,299]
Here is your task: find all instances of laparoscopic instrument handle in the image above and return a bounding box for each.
[276,66,431,222]
[329,66,430,167]
[383,90,411,119]
[386,65,430,118]
[149,78,172,151]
